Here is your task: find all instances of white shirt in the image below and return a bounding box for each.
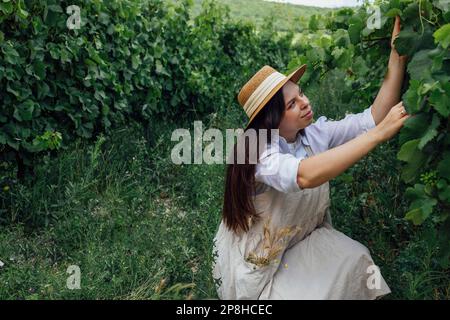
[255,105,377,193]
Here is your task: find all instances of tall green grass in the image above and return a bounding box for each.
[0,118,223,299]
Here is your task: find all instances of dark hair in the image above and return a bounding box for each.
[222,88,287,235]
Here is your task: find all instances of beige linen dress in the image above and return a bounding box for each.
[212,105,392,300]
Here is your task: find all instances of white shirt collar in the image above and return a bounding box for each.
[272,129,310,148]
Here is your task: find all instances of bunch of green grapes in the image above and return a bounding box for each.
[420,170,438,188]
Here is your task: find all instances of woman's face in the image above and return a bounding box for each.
[278,80,313,140]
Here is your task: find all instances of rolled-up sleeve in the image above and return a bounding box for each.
[323,105,376,149]
[255,151,305,193]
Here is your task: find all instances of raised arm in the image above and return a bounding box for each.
[371,16,408,125]
[297,102,410,189]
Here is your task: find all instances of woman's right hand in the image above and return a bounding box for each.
[372,101,411,143]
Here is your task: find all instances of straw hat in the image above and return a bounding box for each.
[237,64,307,129]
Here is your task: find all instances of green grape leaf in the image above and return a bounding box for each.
[385,8,402,18]
[32,60,46,80]
[399,113,430,144]
[348,21,363,45]
[434,23,450,49]
[394,29,417,57]
[405,208,428,225]
[407,49,434,82]
[0,1,13,15]
[405,184,438,225]
[395,22,435,56]
[13,100,35,121]
[36,82,50,100]
[402,80,423,113]
[398,139,421,162]
[2,43,20,65]
[402,154,427,184]
[429,82,450,117]
[418,113,440,149]
[398,139,428,183]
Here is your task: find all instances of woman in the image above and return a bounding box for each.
[212,16,410,300]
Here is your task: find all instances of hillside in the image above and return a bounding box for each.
[190,0,335,31]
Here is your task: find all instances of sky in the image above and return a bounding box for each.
[263,0,371,8]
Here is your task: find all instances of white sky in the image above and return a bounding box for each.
[263,0,370,8]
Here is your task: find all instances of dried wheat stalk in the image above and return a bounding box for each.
[245,216,301,268]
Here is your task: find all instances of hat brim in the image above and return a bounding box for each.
[244,64,307,130]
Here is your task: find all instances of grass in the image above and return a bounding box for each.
[0,119,223,299]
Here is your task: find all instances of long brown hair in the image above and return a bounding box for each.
[222,88,287,235]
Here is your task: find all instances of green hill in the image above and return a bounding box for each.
[190,0,335,32]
